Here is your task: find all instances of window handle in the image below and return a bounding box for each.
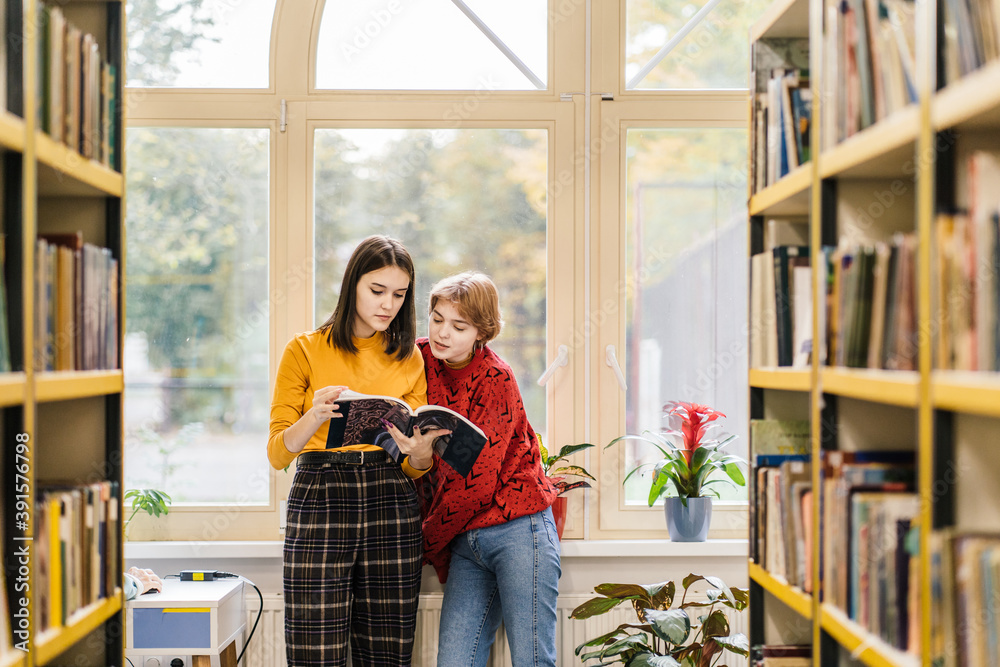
[606,345,628,392]
[537,344,569,386]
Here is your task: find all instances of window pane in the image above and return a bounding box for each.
[124,128,270,504]
[313,128,548,428]
[626,0,769,89]
[126,0,276,88]
[624,127,748,503]
[316,0,547,90]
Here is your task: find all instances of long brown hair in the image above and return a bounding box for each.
[317,235,416,360]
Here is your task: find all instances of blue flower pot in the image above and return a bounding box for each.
[664,497,712,542]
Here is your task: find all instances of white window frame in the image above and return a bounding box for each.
[124,0,751,542]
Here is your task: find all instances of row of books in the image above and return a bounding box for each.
[34,481,120,635]
[35,233,120,372]
[750,243,812,368]
[821,0,917,150]
[38,3,118,167]
[753,454,812,590]
[751,434,922,654]
[751,645,810,666]
[752,68,812,194]
[934,151,1000,371]
[749,419,812,587]
[941,0,1000,85]
[930,530,1000,666]
[821,450,919,653]
[822,233,918,370]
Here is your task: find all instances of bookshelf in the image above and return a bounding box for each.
[1,0,125,663]
[749,0,1000,661]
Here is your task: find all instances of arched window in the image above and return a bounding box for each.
[123,0,764,541]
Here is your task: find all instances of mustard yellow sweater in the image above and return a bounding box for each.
[268,330,428,476]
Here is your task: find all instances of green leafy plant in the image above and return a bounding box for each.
[123,488,172,538]
[537,435,595,496]
[606,401,747,506]
[571,573,750,666]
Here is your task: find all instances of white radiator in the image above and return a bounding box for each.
[244,594,749,667]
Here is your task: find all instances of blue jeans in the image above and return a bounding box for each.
[437,508,561,667]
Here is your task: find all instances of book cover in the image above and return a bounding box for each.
[751,419,811,455]
[326,390,488,476]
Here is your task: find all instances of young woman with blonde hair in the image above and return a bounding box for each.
[388,271,560,667]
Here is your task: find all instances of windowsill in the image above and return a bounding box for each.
[125,539,749,561]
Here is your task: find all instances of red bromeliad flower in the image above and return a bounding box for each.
[663,401,726,465]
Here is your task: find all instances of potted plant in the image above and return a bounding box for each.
[123,488,172,539]
[571,572,750,666]
[537,435,595,538]
[606,401,747,541]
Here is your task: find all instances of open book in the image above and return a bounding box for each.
[325,390,488,476]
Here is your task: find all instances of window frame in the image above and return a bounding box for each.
[590,101,751,539]
[124,0,754,542]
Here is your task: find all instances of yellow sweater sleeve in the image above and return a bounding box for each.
[268,337,311,470]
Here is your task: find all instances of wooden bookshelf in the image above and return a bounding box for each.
[749,368,811,391]
[748,561,812,620]
[0,373,27,407]
[818,105,920,180]
[34,593,123,666]
[932,60,1000,131]
[750,0,808,42]
[932,371,1000,417]
[35,132,124,197]
[35,370,125,402]
[749,164,811,216]
[3,0,126,662]
[0,111,26,152]
[820,604,920,667]
[820,368,920,407]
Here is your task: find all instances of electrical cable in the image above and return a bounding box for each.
[214,572,263,666]
[126,658,136,667]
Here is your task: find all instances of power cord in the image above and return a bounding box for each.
[214,572,263,666]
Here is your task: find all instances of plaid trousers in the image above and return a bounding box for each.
[284,459,423,666]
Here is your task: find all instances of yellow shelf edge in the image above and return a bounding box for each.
[0,111,26,152]
[35,593,123,666]
[35,370,124,402]
[748,561,813,620]
[820,603,919,667]
[35,132,123,197]
[749,368,812,391]
[750,0,809,43]
[819,368,920,406]
[818,105,920,179]
[0,372,27,407]
[931,371,1000,417]
[932,60,1000,130]
[749,164,811,216]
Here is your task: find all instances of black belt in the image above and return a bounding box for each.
[297,450,392,466]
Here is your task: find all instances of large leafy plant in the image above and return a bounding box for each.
[571,573,750,666]
[607,401,746,505]
[537,435,595,496]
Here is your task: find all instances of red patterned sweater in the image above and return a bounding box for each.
[416,338,558,583]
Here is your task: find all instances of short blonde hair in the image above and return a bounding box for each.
[428,272,504,345]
